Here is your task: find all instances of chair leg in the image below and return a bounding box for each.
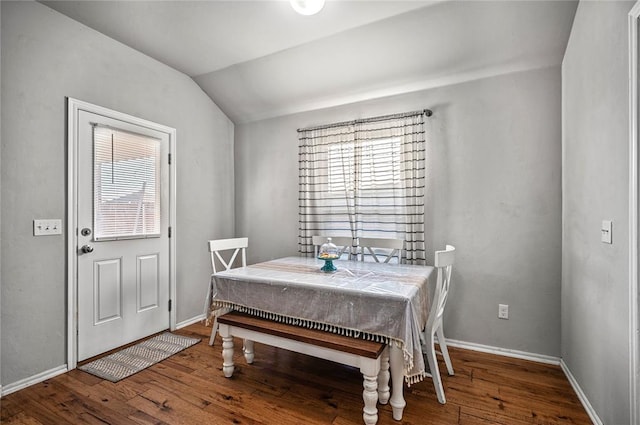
[425,332,446,404]
[436,325,454,376]
[209,316,219,346]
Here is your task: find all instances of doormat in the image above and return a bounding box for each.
[78,332,200,382]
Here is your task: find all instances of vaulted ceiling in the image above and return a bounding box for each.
[41,0,578,124]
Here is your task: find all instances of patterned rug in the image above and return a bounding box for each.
[79,332,200,382]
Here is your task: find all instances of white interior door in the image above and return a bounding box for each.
[76,109,171,361]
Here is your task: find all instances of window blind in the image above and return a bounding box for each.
[93,125,161,240]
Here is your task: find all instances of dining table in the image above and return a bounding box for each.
[206,255,436,420]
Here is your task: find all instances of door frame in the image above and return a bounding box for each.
[629,3,640,424]
[66,98,177,370]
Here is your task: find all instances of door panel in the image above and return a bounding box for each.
[94,258,122,324]
[77,109,170,361]
[137,253,159,311]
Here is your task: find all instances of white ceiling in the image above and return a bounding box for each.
[41,0,578,124]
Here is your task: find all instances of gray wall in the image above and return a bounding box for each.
[562,1,634,423]
[0,1,235,387]
[235,66,563,357]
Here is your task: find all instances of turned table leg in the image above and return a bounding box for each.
[389,345,406,421]
[377,348,390,405]
[243,339,255,364]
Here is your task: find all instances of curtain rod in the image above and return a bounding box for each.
[297,108,432,133]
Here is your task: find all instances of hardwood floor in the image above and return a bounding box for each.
[1,322,592,425]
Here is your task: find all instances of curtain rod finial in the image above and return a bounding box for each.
[424,109,433,117]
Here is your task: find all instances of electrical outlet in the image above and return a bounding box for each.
[498,304,509,320]
[33,219,62,236]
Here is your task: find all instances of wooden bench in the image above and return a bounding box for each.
[217,311,390,425]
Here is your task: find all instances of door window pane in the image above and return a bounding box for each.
[93,126,161,240]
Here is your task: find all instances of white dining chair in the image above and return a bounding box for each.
[312,235,355,260]
[206,237,248,345]
[358,237,404,264]
[422,244,455,404]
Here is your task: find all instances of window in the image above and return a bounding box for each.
[327,137,402,192]
[93,126,161,240]
[298,110,428,264]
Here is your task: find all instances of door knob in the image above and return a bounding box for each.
[81,244,94,254]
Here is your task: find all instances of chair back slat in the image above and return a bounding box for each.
[428,245,456,327]
[434,244,455,268]
[358,237,404,263]
[208,237,248,274]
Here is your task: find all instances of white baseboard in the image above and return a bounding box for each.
[1,317,208,396]
[560,359,601,425]
[1,364,68,397]
[446,339,599,425]
[446,338,561,365]
[0,325,599,425]
[176,314,206,329]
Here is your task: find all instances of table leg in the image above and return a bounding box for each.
[389,345,406,421]
[219,325,235,378]
[243,339,255,364]
[377,347,390,405]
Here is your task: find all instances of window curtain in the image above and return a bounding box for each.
[298,110,427,264]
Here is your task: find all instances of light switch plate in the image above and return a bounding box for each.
[498,304,509,320]
[33,219,62,236]
[601,220,612,244]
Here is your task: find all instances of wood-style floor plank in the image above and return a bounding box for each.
[1,322,592,424]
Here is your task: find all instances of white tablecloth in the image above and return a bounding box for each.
[207,256,435,383]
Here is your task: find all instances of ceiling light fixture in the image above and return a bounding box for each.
[290,0,325,16]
